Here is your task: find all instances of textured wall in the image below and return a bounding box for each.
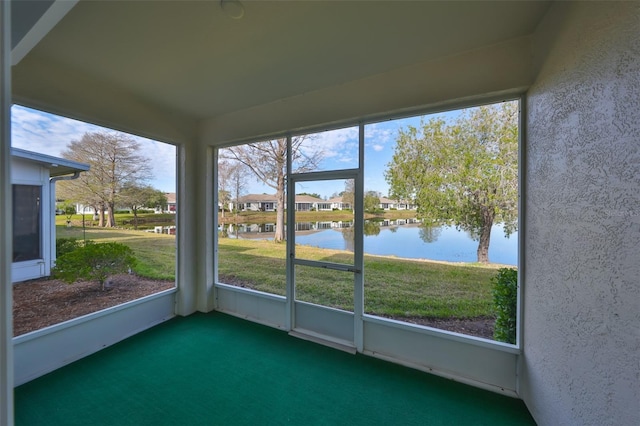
[522,2,640,425]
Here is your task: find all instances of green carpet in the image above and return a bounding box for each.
[15,312,534,425]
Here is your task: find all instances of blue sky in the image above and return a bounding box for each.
[11,105,177,193]
[11,104,460,199]
[271,111,458,198]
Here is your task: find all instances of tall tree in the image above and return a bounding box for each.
[118,184,167,229]
[59,132,152,227]
[385,101,518,263]
[222,137,322,242]
[218,160,248,219]
[364,190,381,213]
[342,179,355,212]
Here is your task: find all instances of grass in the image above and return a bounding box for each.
[57,226,176,280]
[218,238,500,319]
[56,213,176,230]
[56,225,503,319]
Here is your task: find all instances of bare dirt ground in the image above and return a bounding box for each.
[13,274,174,336]
[14,276,494,340]
[388,316,495,340]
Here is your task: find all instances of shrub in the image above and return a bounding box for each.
[56,237,83,257]
[52,242,136,290]
[492,268,518,344]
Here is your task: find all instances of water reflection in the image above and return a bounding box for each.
[218,219,517,265]
[418,225,441,243]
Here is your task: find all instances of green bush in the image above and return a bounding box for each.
[56,237,82,257]
[492,268,518,344]
[53,242,136,290]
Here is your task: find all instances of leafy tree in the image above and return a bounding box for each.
[58,132,152,227]
[52,242,136,291]
[222,137,322,242]
[386,101,518,263]
[364,191,381,213]
[118,184,167,229]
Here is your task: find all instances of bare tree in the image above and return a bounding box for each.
[59,132,152,227]
[218,159,248,219]
[222,137,322,242]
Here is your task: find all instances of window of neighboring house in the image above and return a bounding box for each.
[12,185,41,262]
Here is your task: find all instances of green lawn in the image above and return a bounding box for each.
[218,238,499,319]
[56,213,176,230]
[57,226,504,320]
[57,226,176,280]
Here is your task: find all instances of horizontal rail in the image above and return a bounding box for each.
[293,258,360,274]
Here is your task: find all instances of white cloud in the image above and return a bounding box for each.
[297,126,359,168]
[11,105,176,192]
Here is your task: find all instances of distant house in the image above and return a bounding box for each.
[153,192,176,213]
[395,200,416,210]
[378,197,396,210]
[11,148,89,283]
[294,194,325,211]
[164,192,176,213]
[235,194,337,212]
[378,197,416,211]
[236,194,278,212]
[327,196,352,211]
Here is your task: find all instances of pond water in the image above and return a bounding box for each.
[221,219,518,265]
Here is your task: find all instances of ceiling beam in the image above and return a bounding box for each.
[11,0,77,66]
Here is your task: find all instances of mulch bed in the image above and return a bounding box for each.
[13,276,495,340]
[13,274,174,336]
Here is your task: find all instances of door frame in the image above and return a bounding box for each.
[285,128,365,351]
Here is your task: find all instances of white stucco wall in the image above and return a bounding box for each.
[522,2,640,425]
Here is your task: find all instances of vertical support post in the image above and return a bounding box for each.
[285,134,294,330]
[0,0,14,422]
[50,180,57,274]
[175,142,197,315]
[212,147,219,309]
[515,95,526,394]
[353,123,365,352]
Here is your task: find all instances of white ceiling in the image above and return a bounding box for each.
[15,0,552,123]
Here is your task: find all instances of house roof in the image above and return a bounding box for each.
[295,195,324,203]
[11,147,89,177]
[165,192,176,204]
[327,196,352,204]
[237,194,277,203]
